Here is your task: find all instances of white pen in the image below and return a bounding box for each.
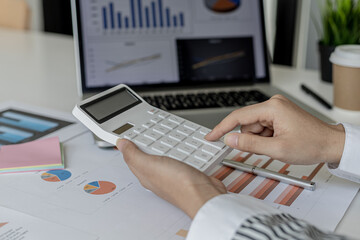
[222,159,316,191]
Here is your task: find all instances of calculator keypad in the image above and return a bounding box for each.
[119,109,230,172]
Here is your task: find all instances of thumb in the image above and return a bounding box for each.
[116,139,148,167]
[224,132,280,157]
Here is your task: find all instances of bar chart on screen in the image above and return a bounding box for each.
[85,0,192,36]
[210,150,359,231]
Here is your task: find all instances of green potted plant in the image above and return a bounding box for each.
[318,0,360,82]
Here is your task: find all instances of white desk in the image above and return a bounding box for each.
[0,28,359,238]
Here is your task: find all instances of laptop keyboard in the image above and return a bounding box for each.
[142,90,269,111]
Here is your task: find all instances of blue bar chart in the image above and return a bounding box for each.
[0,112,59,132]
[101,0,186,31]
[0,126,33,143]
[0,109,72,146]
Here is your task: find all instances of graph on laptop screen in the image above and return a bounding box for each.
[78,0,266,89]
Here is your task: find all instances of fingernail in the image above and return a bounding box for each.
[116,139,128,152]
[224,133,238,147]
[205,131,213,140]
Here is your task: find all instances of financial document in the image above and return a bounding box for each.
[0,102,358,239]
[211,151,359,231]
[0,198,98,239]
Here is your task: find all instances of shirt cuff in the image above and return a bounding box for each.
[186,194,280,240]
[327,123,360,183]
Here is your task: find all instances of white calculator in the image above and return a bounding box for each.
[72,84,232,173]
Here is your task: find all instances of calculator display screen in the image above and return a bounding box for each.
[81,88,141,123]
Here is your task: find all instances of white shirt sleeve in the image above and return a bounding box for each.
[186,194,280,240]
[328,123,360,183]
[187,194,349,240]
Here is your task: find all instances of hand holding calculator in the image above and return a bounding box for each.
[73,84,232,173]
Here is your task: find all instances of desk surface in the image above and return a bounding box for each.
[0,28,359,238]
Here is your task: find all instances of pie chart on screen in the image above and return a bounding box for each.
[84,181,116,195]
[205,0,241,13]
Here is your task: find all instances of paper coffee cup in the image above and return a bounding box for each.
[330,45,360,111]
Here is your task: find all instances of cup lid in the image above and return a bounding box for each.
[330,45,360,68]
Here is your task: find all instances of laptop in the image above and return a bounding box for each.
[71,0,331,146]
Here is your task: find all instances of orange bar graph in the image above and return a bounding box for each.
[226,158,275,194]
[227,173,257,193]
[0,222,8,228]
[253,159,262,167]
[212,152,252,181]
[176,229,188,238]
[227,159,262,193]
[250,164,290,200]
[261,158,274,169]
[274,163,325,206]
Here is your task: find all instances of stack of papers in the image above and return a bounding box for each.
[0,137,64,174]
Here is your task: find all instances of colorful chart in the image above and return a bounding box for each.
[0,222,8,228]
[84,181,116,195]
[101,0,186,31]
[41,170,72,182]
[212,151,325,207]
[205,0,241,13]
[0,111,58,132]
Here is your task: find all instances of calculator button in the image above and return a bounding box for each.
[169,149,187,161]
[199,128,211,135]
[123,131,137,140]
[185,139,202,149]
[168,116,184,125]
[142,122,155,129]
[133,127,146,134]
[176,126,194,136]
[144,130,162,141]
[192,132,206,142]
[194,152,212,162]
[184,122,200,131]
[150,117,162,123]
[192,133,225,150]
[161,120,177,130]
[160,137,178,148]
[186,158,205,169]
[152,125,170,135]
[151,143,171,154]
[148,108,159,115]
[206,140,226,150]
[158,112,170,119]
[134,136,154,147]
[201,145,219,156]
[177,143,195,155]
[169,132,186,142]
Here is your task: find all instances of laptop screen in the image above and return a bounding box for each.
[73,0,269,93]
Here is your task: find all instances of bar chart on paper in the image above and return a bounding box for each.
[212,151,327,207]
[0,109,72,146]
[85,0,191,35]
[210,150,359,231]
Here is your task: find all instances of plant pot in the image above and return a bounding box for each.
[318,42,336,83]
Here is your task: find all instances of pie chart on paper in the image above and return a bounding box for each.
[84,181,116,195]
[205,0,241,13]
[41,170,72,182]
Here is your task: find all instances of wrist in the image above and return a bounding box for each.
[184,184,223,219]
[324,123,345,164]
